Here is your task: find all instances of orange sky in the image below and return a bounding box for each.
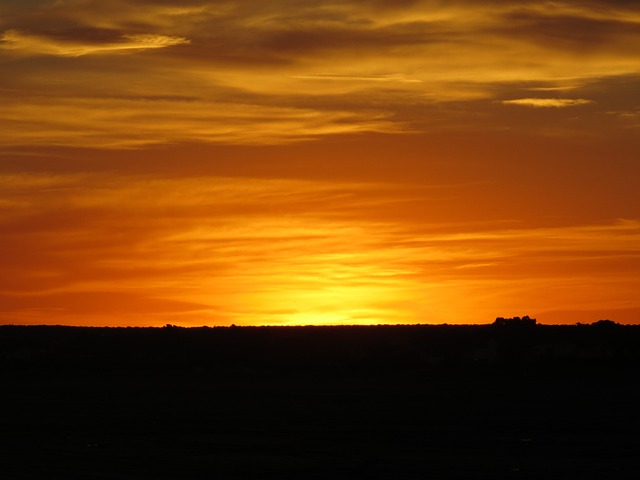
[1,0,639,326]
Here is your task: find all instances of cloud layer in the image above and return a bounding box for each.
[501,98,593,108]
[1,169,639,326]
[1,29,189,56]
[1,1,639,326]
[1,0,639,147]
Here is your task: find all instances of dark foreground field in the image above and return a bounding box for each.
[2,323,639,479]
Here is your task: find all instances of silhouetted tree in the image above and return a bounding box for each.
[493,316,537,327]
[591,319,620,329]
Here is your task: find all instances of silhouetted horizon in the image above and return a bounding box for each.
[3,319,640,478]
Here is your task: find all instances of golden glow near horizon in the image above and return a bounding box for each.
[1,1,639,326]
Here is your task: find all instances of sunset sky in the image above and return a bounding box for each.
[1,0,639,326]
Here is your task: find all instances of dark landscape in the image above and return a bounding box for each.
[2,320,639,479]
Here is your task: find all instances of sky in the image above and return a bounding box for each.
[1,0,639,326]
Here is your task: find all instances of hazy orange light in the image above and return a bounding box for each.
[1,1,639,326]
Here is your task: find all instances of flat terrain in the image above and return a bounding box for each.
[1,324,639,479]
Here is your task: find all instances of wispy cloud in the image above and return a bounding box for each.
[501,98,593,108]
[0,97,401,148]
[0,29,189,56]
[1,1,639,147]
[292,74,422,83]
[1,2,639,327]
[1,171,639,326]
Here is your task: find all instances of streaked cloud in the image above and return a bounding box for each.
[0,96,400,148]
[1,1,639,327]
[292,74,422,84]
[1,171,638,326]
[501,98,593,108]
[1,0,639,147]
[0,29,189,56]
